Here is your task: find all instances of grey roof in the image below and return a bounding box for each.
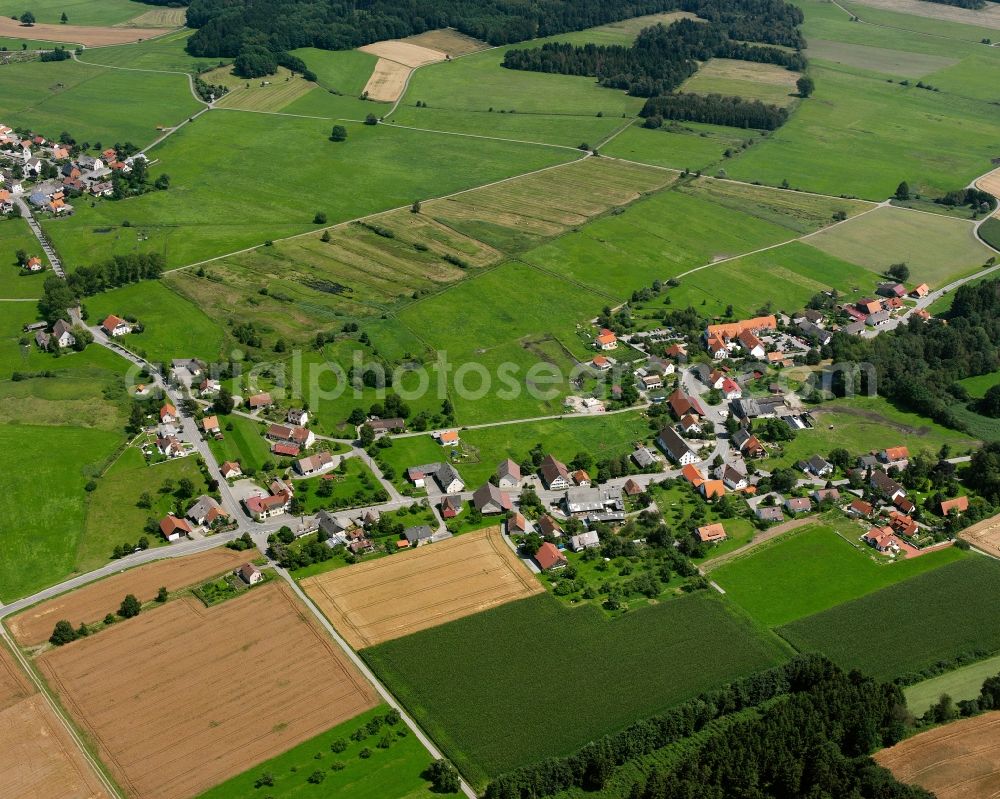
[866,310,890,325]
[756,505,784,521]
[473,481,507,512]
[317,510,347,537]
[434,463,464,491]
[657,427,695,462]
[632,446,655,468]
[871,470,905,497]
[404,525,435,544]
[186,495,221,522]
[52,319,74,339]
[565,486,624,515]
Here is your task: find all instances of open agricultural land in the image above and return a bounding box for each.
[303,526,541,648]
[778,557,1000,683]
[875,711,1000,799]
[37,581,378,799]
[906,651,1000,718]
[6,546,252,647]
[0,638,112,799]
[363,592,790,789]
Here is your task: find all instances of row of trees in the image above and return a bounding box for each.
[49,592,156,645]
[502,17,805,98]
[641,92,789,129]
[37,253,165,324]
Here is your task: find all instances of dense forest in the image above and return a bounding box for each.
[826,278,1000,431]
[485,655,928,799]
[641,91,788,128]
[184,0,693,58]
[501,18,804,97]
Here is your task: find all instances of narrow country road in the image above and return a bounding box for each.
[15,197,65,277]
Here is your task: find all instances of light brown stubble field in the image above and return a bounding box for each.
[37,582,378,799]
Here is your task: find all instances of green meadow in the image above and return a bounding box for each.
[81,30,208,73]
[713,521,967,628]
[0,218,49,299]
[42,110,575,269]
[905,651,1000,717]
[0,0,150,26]
[291,47,377,95]
[206,414,273,474]
[601,121,748,171]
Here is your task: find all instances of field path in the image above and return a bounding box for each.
[73,49,209,112]
[702,517,813,572]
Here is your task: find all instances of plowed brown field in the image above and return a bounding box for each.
[959,511,1000,557]
[875,711,1000,799]
[0,17,175,45]
[9,548,252,647]
[37,582,377,799]
[302,526,543,649]
[0,641,111,799]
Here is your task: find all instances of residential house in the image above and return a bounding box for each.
[89,181,113,197]
[248,392,273,411]
[236,563,263,585]
[716,464,748,491]
[755,504,784,522]
[681,463,706,488]
[720,377,742,400]
[201,415,221,436]
[784,496,812,514]
[591,354,613,371]
[266,423,315,450]
[317,510,347,540]
[156,435,182,458]
[668,388,705,420]
[434,463,465,494]
[496,459,521,489]
[244,491,290,522]
[695,523,727,544]
[535,541,567,571]
[864,525,901,553]
[893,495,916,515]
[473,482,511,515]
[889,510,918,537]
[877,282,906,299]
[911,283,930,299]
[369,417,405,435]
[186,495,227,527]
[940,496,969,516]
[866,310,890,327]
[404,525,435,547]
[570,531,601,552]
[632,446,656,469]
[159,514,192,542]
[101,314,132,337]
[540,454,573,490]
[847,498,874,518]
[879,446,910,469]
[679,414,702,435]
[623,478,643,496]
[798,455,833,478]
[441,495,463,519]
[737,329,766,360]
[437,429,460,447]
[25,255,43,272]
[666,343,687,360]
[572,469,591,487]
[797,320,832,346]
[700,480,725,500]
[870,470,906,502]
[287,408,309,426]
[295,451,335,476]
[595,328,618,350]
[50,319,75,348]
[199,378,220,396]
[507,512,530,535]
[538,514,562,538]
[159,403,177,425]
[657,426,698,466]
[732,429,767,459]
[220,461,242,479]
[812,488,841,504]
[78,155,104,171]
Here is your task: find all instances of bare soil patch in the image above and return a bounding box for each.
[398,28,489,57]
[959,511,1000,555]
[302,526,542,649]
[38,582,377,799]
[875,711,1000,799]
[0,17,175,45]
[0,642,110,799]
[9,548,252,647]
[976,168,1000,217]
[849,0,1000,29]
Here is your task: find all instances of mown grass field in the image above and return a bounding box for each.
[43,110,576,270]
[725,65,1000,199]
[297,457,384,513]
[208,66,316,113]
[0,0,152,26]
[680,58,800,106]
[196,704,460,799]
[81,30,213,73]
[713,521,968,628]
[205,414,272,474]
[805,38,959,79]
[0,218,49,299]
[980,217,1000,251]
[807,206,993,288]
[779,557,1000,682]
[0,57,199,147]
[363,592,790,789]
[292,47,377,96]
[601,121,749,171]
[84,281,227,363]
[905,651,1000,717]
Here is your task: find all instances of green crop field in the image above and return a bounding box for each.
[713,521,967,628]
[725,65,1000,200]
[601,121,748,172]
[0,0,153,26]
[206,414,273,474]
[83,281,227,364]
[42,110,575,270]
[807,206,993,288]
[980,217,1000,251]
[0,58,200,147]
[196,705,461,799]
[905,651,1000,717]
[779,556,1000,682]
[363,592,790,789]
[667,241,877,318]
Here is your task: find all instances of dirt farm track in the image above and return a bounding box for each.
[7,547,251,647]
[875,711,1000,799]
[37,582,377,799]
[303,526,543,649]
[0,641,110,799]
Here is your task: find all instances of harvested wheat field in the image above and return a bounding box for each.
[117,7,187,27]
[399,28,489,57]
[37,582,377,799]
[977,167,1000,216]
[302,526,542,649]
[959,511,1000,556]
[0,641,111,799]
[0,17,176,45]
[8,547,252,647]
[875,711,1000,799]
[358,40,447,102]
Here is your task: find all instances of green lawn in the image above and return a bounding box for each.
[807,206,993,288]
[83,280,227,363]
[0,57,199,147]
[0,0,152,26]
[363,592,790,789]
[905,651,1000,717]
[206,413,273,474]
[601,121,748,172]
[0,422,123,601]
[196,705,461,799]
[296,457,386,513]
[725,64,1000,199]
[778,556,1000,682]
[43,110,575,270]
[713,521,967,628]
[0,217,49,299]
[958,370,1000,398]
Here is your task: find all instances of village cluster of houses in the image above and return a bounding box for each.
[158,493,230,542]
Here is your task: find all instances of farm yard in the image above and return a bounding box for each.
[362,592,790,789]
[875,712,1000,799]
[303,526,542,648]
[0,640,111,799]
[7,547,252,647]
[37,582,378,799]
[778,557,1000,683]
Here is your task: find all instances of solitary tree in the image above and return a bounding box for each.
[364,113,378,126]
[20,11,35,24]
[887,262,910,282]
[313,211,327,224]
[796,76,814,97]
[49,619,77,646]
[411,199,421,214]
[60,11,67,23]
[155,586,169,603]
[423,760,461,793]
[329,125,347,142]
[118,593,141,619]
[895,181,910,201]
